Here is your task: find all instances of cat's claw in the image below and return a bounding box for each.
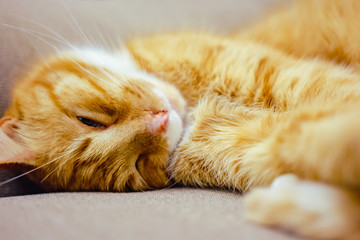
[244,174,360,239]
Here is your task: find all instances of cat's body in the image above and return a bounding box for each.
[128,33,360,190]
[1,0,360,238]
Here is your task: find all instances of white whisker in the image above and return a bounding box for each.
[92,20,112,52]
[2,23,63,53]
[60,0,91,45]
[3,13,75,49]
[0,157,60,187]
[40,148,77,183]
[0,137,79,186]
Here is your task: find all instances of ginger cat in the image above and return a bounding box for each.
[1,0,360,238]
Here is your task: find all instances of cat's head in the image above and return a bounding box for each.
[0,48,186,191]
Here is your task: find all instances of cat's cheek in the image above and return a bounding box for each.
[135,155,169,189]
[167,95,186,117]
[167,127,196,183]
[165,110,184,152]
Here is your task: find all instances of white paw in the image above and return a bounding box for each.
[244,174,360,239]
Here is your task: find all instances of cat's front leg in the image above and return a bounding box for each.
[170,94,284,189]
[244,174,360,239]
[172,94,360,191]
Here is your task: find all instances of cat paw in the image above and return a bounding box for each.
[244,174,360,239]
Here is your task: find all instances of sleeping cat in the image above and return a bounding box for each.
[1,0,360,239]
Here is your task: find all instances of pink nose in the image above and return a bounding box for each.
[147,110,169,134]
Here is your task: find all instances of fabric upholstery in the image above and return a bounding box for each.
[0,189,300,240]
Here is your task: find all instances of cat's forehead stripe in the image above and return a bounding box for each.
[43,59,121,116]
[93,104,118,117]
[123,85,142,98]
[83,75,107,96]
[31,79,65,114]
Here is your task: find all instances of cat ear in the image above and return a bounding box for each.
[0,117,35,165]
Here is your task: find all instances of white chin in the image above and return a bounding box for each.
[165,109,184,153]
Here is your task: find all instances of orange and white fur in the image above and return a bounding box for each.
[1,0,360,239]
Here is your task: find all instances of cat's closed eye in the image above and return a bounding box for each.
[77,116,107,129]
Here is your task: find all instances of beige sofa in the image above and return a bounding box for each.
[0,0,300,239]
